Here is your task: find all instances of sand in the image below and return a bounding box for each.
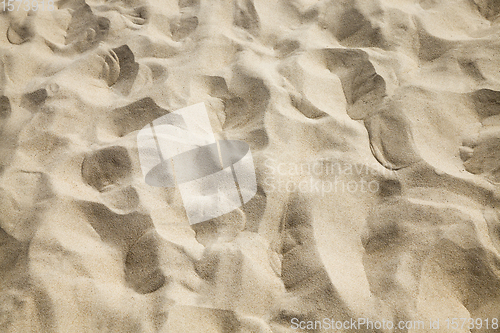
[1,0,500,332]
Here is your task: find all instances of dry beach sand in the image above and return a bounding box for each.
[1,0,500,331]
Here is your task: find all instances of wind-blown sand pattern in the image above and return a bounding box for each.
[1,0,500,332]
